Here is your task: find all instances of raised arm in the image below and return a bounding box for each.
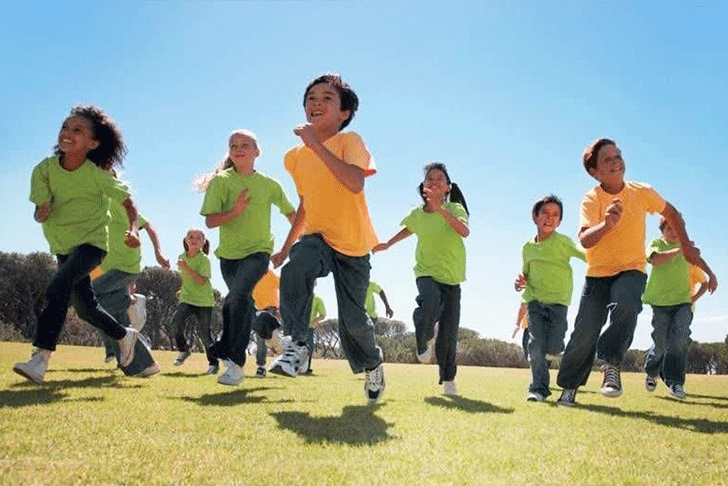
[579,198,622,249]
[205,188,250,228]
[141,221,170,269]
[178,259,208,286]
[121,197,141,248]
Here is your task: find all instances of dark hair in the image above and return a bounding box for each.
[582,138,616,175]
[183,230,210,255]
[417,162,469,215]
[532,195,563,221]
[54,105,127,170]
[303,74,359,130]
[658,216,669,232]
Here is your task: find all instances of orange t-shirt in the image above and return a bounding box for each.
[284,131,378,257]
[580,181,665,277]
[252,269,279,310]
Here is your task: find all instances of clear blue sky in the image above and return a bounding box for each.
[1,1,726,350]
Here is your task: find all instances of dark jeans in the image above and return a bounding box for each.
[210,252,269,367]
[92,269,136,358]
[644,304,693,386]
[34,244,126,351]
[557,270,647,390]
[413,276,461,384]
[172,303,216,365]
[280,234,382,373]
[527,302,568,397]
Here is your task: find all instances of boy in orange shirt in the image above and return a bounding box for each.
[556,138,712,406]
[270,74,384,403]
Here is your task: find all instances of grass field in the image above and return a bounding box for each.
[1,341,727,485]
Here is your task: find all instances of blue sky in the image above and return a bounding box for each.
[1,1,726,350]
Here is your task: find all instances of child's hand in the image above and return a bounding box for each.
[706,271,718,294]
[294,123,320,149]
[372,243,389,253]
[156,251,171,270]
[604,198,623,229]
[271,249,289,269]
[234,188,251,215]
[514,273,527,291]
[385,306,394,318]
[34,203,51,222]
[422,187,443,211]
[177,258,186,269]
[124,230,141,248]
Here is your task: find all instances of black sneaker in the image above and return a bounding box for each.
[173,350,191,367]
[255,366,266,378]
[557,388,577,407]
[645,375,657,392]
[600,364,622,397]
[364,364,385,404]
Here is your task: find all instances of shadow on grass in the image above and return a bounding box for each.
[164,371,211,378]
[654,396,728,410]
[177,386,295,407]
[271,405,393,445]
[688,393,728,402]
[578,402,728,434]
[424,395,514,414]
[1,374,126,408]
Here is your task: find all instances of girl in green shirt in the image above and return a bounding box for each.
[374,162,469,396]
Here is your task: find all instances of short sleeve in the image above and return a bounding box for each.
[271,179,295,216]
[641,185,666,215]
[29,158,52,205]
[579,191,600,229]
[400,207,419,232]
[200,175,224,216]
[98,169,131,203]
[646,238,662,262]
[342,132,376,176]
[448,203,468,223]
[199,255,212,278]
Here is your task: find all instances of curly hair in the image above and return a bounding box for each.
[55,105,127,170]
[303,73,359,130]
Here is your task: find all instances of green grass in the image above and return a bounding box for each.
[1,341,728,485]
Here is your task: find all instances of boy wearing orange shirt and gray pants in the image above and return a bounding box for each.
[270,74,385,403]
[556,138,714,406]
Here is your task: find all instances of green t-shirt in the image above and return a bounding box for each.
[521,232,586,306]
[29,156,130,255]
[179,251,214,307]
[643,238,691,306]
[200,169,294,260]
[308,295,326,328]
[99,199,148,274]
[401,202,468,285]
[365,281,382,318]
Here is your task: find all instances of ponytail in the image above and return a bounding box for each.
[449,182,469,215]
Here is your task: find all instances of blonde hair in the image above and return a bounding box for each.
[194,129,261,191]
[183,228,210,255]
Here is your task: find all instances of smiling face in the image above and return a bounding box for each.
[304,82,350,135]
[57,115,99,159]
[228,132,259,172]
[659,220,679,243]
[424,168,451,201]
[533,202,562,240]
[184,230,206,254]
[589,144,625,192]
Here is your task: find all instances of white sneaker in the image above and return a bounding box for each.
[117,328,139,367]
[669,383,686,400]
[135,362,160,378]
[217,360,244,386]
[417,322,438,364]
[364,364,385,404]
[173,350,191,366]
[527,391,545,402]
[443,380,458,396]
[268,337,308,377]
[13,348,51,384]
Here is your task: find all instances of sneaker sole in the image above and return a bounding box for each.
[268,364,298,377]
[601,387,623,398]
[119,330,139,367]
[556,400,576,407]
[134,363,160,378]
[12,365,44,385]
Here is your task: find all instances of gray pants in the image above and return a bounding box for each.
[92,269,136,358]
[280,234,382,373]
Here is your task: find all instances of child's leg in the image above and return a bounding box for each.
[331,250,382,374]
[644,306,669,379]
[306,327,315,370]
[556,277,611,390]
[171,303,193,352]
[255,333,268,367]
[194,306,216,365]
[596,270,647,366]
[527,302,551,397]
[413,277,441,355]
[92,270,135,358]
[436,283,460,384]
[546,304,569,356]
[280,235,330,344]
[662,304,693,387]
[219,253,269,367]
[521,327,529,360]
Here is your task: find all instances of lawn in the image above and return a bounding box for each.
[1,341,727,485]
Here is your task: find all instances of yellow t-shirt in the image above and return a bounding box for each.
[284,132,378,257]
[252,269,279,310]
[690,265,707,292]
[580,181,665,277]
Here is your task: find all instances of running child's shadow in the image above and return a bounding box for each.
[2,374,128,408]
[271,405,394,445]
[425,395,514,414]
[578,402,728,434]
[176,386,296,407]
[654,396,728,410]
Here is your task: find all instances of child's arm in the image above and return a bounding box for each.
[512,302,527,338]
[579,198,622,248]
[294,124,364,194]
[424,187,469,237]
[372,228,413,253]
[514,273,527,291]
[177,259,208,286]
[205,188,250,228]
[378,289,394,318]
[122,198,141,248]
[660,202,703,266]
[34,203,51,223]
[648,247,682,266]
[271,200,306,268]
[141,221,170,269]
[692,282,708,304]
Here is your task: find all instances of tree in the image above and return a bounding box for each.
[135,266,182,349]
[0,252,56,338]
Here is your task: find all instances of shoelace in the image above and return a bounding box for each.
[604,367,621,388]
[365,368,381,388]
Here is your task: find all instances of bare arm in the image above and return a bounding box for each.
[34,203,51,223]
[648,248,682,266]
[271,200,306,268]
[178,259,208,286]
[121,197,140,248]
[378,290,394,318]
[692,282,708,304]
[436,205,469,237]
[372,227,413,253]
[141,221,170,269]
[205,188,250,228]
[579,198,622,249]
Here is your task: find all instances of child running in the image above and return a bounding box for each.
[269,73,385,404]
[198,129,295,386]
[374,162,469,396]
[171,228,217,374]
[556,138,710,406]
[514,195,585,402]
[251,268,282,378]
[365,280,394,329]
[14,105,144,383]
[642,217,717,399]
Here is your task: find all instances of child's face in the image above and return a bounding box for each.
[589,144,625,188]
[185,230,205,252]
[660,222,679,242]
[228,133,259,168]
[533,202,562,237]
[424,169,451,199]
[58,115,99,157]
[305,82,350,132]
